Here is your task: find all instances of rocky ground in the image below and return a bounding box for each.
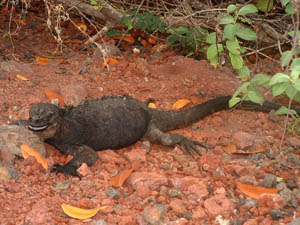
[1,11,300,225]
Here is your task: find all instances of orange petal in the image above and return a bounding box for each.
[148,38,156,44]
[148,103,156,108]
[16,74,30,81]
[236,181,279,199]
[44,89,65,107]
[141,40,147,47]
[172,99,191,110]
[61,203,107,219]
[20,144,48,170]
[110,168,133,187]
[35,56,51,65]
[233,147,265,155]
[77,23,87,32]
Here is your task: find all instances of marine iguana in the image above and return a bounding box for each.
[20,95,300,178]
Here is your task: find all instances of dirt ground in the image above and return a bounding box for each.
[1,9,300,225]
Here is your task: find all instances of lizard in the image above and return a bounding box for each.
[17,95,300,178]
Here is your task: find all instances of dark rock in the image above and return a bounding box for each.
[160,163,172,170]
[51,180,72,191]
[236,198,246,206]
[270,209,284,220]
[1,60,32,74]
[261,173,277,188]
[93,43,121,58]
[276,182,287,191]
[0,125,46,165]
[279,188,298,208]
[7,167,18,180]
[0,71,8,79]
[287,182,298,190]
[230,219,245,225]
[105,187,121,199]
[244,200,257,209]
[287,153,300,165]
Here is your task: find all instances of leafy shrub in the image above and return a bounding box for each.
[230,0,300,114]
[206,4,258,79]
[166,26,207,56]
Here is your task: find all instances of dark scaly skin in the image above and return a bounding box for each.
[19,95,300,178]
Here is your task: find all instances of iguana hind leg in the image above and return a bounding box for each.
[51,144,99,179]
[143,124,207,156]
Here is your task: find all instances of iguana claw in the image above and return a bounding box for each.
[51,163,82,179]
[178,137,208,156]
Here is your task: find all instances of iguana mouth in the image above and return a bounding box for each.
[28,124,48,131]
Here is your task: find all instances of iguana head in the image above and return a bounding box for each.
[28,103,61,139]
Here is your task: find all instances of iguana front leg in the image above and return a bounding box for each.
[143,124,207,156]
[50,144,99,178]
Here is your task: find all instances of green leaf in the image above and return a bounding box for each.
[165,35,178,45]
[229,96,241,108]
[209,56,219,68]
[206,32,217,44]
[272,82,288,96]
[288,31,300,38]
[248,90,264,105]
[223,24,240,41]
[275,106,297,116]
[229,52,243,70]
[226,40,240,55]
[175,26,190,35]
[291,58,300,70]
[207,44,223,59]
[219,16,235,25]
[269,72,290,85]
[240,46,247,54]
[281,0,290,7]
[291,67,300,81]
[286,2,296,14]
[234,82,250,97]
[295,79,300,91]
[237,65,251,80]
[256,0,274,12]
[250,74,270,86]
[227,5,237,13]
[286,84,298,99]
[236,28,257,41]
[238,4,258,16]
[105,29,122,37]
[280,50,293,67]
[186,51,194,57]
[167,27,175,34]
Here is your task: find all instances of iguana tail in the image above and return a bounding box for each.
[149,95,300,131]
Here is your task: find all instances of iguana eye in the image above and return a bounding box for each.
[45,111,54,119]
